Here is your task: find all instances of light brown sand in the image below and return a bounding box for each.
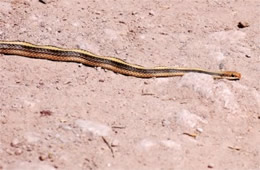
[0,0,259,169]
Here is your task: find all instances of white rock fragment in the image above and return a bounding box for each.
[214,82,240,112]
[60,124,72,131]
[111,139,120,147]
[6,161,55,170]
[72,22,80,27]
[139,34,146,39]
[160,140,181,150]
[75,119,112,136]
[179,73,214,99]
[176,109,208,128]
[196,127,204,133]
[24,132,41,143]
[139,139,156,150]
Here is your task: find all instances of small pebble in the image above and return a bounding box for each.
[111,139,120,147]
[5,148,14,155]
[24,144,34,152]
[14,149,23,155]
[39,154,48,161]
[208,164,214,168]
[237,21,249,28]
[39,0,46,4]
[196,127,203,133]
[149,10,155,16]
[10,138,20,148]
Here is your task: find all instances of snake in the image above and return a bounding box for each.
[0,41,241,80]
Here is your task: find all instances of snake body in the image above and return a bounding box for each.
[0,41,241,80]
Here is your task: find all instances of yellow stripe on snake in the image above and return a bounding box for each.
[0,41,241,80]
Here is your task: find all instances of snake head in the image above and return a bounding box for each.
[222,71,241,80]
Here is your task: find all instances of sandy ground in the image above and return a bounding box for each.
[0,0,260,169]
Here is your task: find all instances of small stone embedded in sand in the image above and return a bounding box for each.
[40,110,53,116]
[14,148,23,155]
[208,164,214,169]
[24,132,41,143]
[10,138,21,148]
[75,119,112,136]
[237,21,249,28]
[179,73,214,99]
[161,119,171,127]
[176,109,208,129]
[148,10,155,16]
[139,139,157,150]
[160,140,181,150]
[196,127,203,133]
[214,82,240,113]
[111,139,120,147]
[39,0,47,4]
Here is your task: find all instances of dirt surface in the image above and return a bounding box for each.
[0,0,260,169]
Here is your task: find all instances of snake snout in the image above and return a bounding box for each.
[223,71,241,80]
